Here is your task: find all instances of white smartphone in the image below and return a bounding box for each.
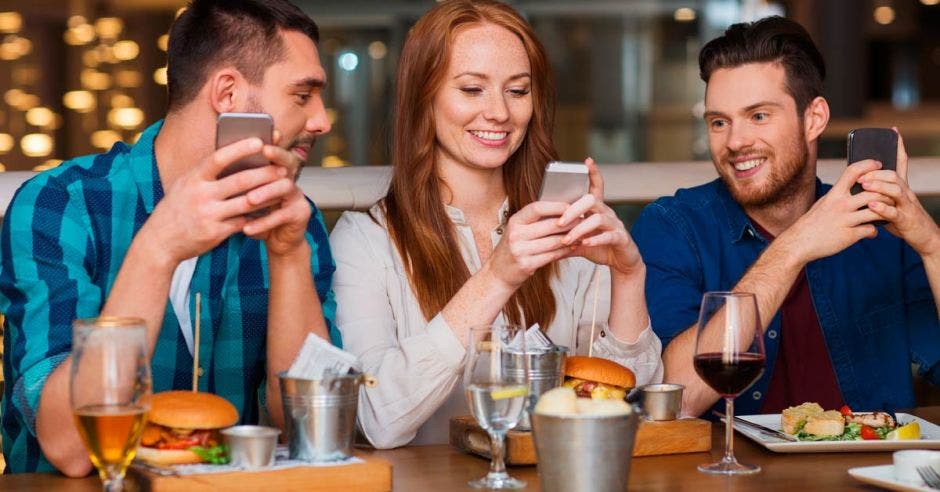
[538,161,589,203]
[215,112,273,179]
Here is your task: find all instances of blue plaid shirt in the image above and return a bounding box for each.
[0,120,340,473]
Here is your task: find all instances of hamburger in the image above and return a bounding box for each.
[562,356,636,400]
[137,391,239,466]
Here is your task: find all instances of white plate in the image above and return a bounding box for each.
[848,464,934,492]
[733,413,940,453]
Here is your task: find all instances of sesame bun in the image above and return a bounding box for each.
[135,447,204,466]
[148,391,239,430]
[564,356,636,390]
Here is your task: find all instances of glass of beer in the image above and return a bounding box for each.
[70,317,152,491]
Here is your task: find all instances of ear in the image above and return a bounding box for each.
[206,67,243,114]
[802,96,829,143]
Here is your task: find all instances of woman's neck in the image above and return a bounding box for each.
[437,157,507,220]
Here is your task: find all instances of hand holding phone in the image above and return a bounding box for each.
[216,112,274,179]
[538,161,589,203]
[848,128,897,195]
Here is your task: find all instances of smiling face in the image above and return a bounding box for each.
[244,29,331,163]
[704,62,813,208]
[431,22,533,175]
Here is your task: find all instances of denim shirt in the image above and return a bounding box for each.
[631,178,940,416]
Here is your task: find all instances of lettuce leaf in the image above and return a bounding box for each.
[189,444,230,465]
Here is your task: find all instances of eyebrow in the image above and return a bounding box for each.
[703,100,784,119]
[291,76,326,90]
[453,71,531,81]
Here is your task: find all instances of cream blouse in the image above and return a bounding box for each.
[330,202,663,449]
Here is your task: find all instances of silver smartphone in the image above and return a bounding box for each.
[538,161,589,203]
[215,112,273,179]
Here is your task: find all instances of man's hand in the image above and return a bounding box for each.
[142,138,290,267]
[777,159,892,264]
[242,145,311,256]
[859,131,940,257]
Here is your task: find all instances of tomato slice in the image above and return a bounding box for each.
[157,435,201,450]
[860,425,880,440]
[839,405,853,417]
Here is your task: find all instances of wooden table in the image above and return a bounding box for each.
[4,407,936,491]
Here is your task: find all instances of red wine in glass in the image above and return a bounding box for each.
[693,291,766,475]
[693,353,765,397]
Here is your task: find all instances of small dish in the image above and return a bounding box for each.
[849,464,934,492]
[222,425,280,469]
[639,383,683,421]
[894,450,940,483]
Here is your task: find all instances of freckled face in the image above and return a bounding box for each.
[704,62,810,207]
[432,22,533,173]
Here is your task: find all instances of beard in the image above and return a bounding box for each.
[715,132,811,208]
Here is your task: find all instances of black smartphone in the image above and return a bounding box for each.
[538,161,589,204]
[215,112,274,179]
[848,128,897,195]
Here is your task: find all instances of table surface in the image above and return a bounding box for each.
[5,407,937,491]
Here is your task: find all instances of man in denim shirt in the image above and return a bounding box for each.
[632,17,940,418]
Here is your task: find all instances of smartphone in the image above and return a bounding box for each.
[848,128,897,195]
[215,112,274,179]
[538,161,589,203]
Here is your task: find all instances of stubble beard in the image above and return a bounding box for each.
[718,133,811,209]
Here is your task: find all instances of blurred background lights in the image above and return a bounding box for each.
[21,133,53,157]
[112,40,139,61]
[153,66,167,85]
[64,22,95,46]
[368,41,387,60]
[91,130,121,150]
[874,6,896,25]
[338,52,359,71]
[674,8,696,22]
[108,107,144,129]
[115,70,143,88]
[157,34,169,51]
[25,107,55,127]
[0,133,14,153]
[94,17,123,39]
[921,0,939,5]
[63,90,96,112]
[81,69,112,90]
[0,12,23,33]
[111,93,134,108]
[33,159,63,172]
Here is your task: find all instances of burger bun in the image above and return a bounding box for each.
[564,356,636,390]
[135,446,204,466]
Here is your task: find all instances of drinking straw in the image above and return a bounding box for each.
[192,292,201,392]
[588,271,601,357]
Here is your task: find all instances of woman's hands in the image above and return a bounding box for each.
[557,158,644,277]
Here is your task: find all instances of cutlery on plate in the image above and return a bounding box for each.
[712,410,799,442]
[918,466,940,489]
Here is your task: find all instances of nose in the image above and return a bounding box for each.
[482,91,510,123]
[726,120,754,153]
[305,96,332,135]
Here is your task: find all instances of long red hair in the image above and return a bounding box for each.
[381,0,558,328]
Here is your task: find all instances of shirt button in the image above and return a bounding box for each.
[197,367,205,377]
[752,391,762,400]
[496,226,504,235]
[600,330,606,338]
[767,330,778,339]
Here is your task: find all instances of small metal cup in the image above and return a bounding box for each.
[639,383,684,421]
[222,425,280,469]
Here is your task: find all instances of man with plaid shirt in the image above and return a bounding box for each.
[0,0,338,475]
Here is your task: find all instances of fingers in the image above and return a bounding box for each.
[562,212,626,246]
[513,201,570,224]
[215,165,287,199]
[893,127,908,181]
[243,191,310,237]
[585,157,604,201]
[836,159,881,192]
[262,145,302,177]
[200,138,265,180]
[558,194,596,226]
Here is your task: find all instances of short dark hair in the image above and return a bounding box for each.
[166,0,320,111]
[699,16,825,115]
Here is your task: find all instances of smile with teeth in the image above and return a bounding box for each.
[734,158,764,171]
[469,130,508,141]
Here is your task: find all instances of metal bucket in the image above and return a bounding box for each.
[531,409,640,492]
[278,370,374,462]
[504,345,568,431]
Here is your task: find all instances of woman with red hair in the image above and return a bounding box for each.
[330,0,662,448]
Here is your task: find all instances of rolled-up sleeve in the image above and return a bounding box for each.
[330,213,465,449]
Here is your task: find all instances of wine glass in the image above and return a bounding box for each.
[464,324,529,489]
[70,317,152,491]
[693,292,766,475]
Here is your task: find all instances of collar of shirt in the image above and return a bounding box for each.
[714,177,829,244]
[129,119,166,213]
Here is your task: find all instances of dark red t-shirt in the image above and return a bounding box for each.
[751,221,845,413]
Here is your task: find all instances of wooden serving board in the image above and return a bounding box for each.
[450,415,711,465]
[126,454,392,492]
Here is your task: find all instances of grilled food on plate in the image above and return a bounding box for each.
[779,402,918,441]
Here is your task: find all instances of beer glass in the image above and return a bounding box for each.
[71,317,152,491]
